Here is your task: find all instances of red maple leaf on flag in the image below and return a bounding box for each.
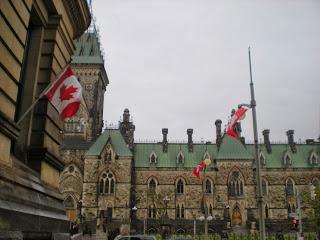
[59,84,78,101]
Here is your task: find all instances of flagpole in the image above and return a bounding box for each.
[248,47,265,240]
[16,62,71,125]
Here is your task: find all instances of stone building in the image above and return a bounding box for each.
[0,0,91,239]
[59,26,108,226]
[79,109,319,237]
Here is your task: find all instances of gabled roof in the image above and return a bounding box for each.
[85,129,132,157]
[72,32,104,64]
[134,143,217,168]
[215,135,254,160]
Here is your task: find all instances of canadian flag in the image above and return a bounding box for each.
[226,107,247,139]
[193,161,206,178]
[45,65,82,120]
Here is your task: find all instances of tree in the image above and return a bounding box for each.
[301,185,320,232]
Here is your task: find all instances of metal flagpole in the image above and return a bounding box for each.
[16,62,71,125]
[248,47,266,240]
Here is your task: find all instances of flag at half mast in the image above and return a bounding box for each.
[45,65,82,120]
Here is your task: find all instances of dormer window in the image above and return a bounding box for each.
[177,151,184,164]
[149,151,157,164]
[260,152,266,166]
[283,152,292,166]
[203,151,211,160]
[309,152,318,165]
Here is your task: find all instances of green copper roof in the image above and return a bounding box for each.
[134,143,217,168]
[72,32,104,64]
[215,135,254,160]
[247,144,320,169]
[85,129,132,157]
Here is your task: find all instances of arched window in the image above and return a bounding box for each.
[292,204,296,213]
[262,178,268,196]
[309,152,318,165]
[288,204,292,214]
[260,152,266,166]
[228,171,244,197]
[283,152,292,165]
[99,171,116,195]
[176,179,184,194]
[149,151,157,164]
[203,151,211,160]
[176,205,180,219]
[177,151,184,164]
[205,179,212,194]
[265,205,269,218]
[181,204,185,218]
[286,178,295,196]
[148,179,157,193]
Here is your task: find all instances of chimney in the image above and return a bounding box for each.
[262,129,272,153]
[215,119,222,148]
[286,130,296,153]
[162,128,168,152]
[187,129,193,152]
[123,108,130,122]
[240,137,245,146]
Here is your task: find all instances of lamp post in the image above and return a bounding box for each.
[201,158,211,238]
[161,195,170,240]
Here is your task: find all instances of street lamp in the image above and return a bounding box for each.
[201,158,211,238]
[161,195,170,240]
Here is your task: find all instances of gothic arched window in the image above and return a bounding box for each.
[286,178,294,196]
[228,171,244,197]
[283,152,292,166]
[149,151,157,164]
[176,179,184,194]
[205,179,212,194]
[177,151,184,164]
[99,171,115,195]
[148,179,157,193]
[260,152,266,166]
[265,205,269,218]
[309,152,318,165]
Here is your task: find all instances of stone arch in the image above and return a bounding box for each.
[176,228,185,235]
[312,177,320,187]
[59,164,83,200]
[204,177,214,194]
[231,204,242,226]
[147,177,158,193]
[64,195,77,222]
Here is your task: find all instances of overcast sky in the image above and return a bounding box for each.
[93,0,320,143]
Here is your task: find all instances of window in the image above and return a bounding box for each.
[203,151,211,160]
[149,151,157,164]
[148,179,157,193]
[286,178,295,196]
[148,205,156,218]
[260,152,266,166]
[107,207,113,222]
[177,151,184,164]
[228,171,244,197]
[176,179,184,194]
[265,205,269,218]
[176,204,185,219]
[205,179,212,194]
[65,121,73,132]
[99,171,115,195]
[309,152,318,165]
[262,179,268,196]
[283,152,292,165]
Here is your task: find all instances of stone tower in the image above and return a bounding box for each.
[119,109,135,150]
[59,27,108,223]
